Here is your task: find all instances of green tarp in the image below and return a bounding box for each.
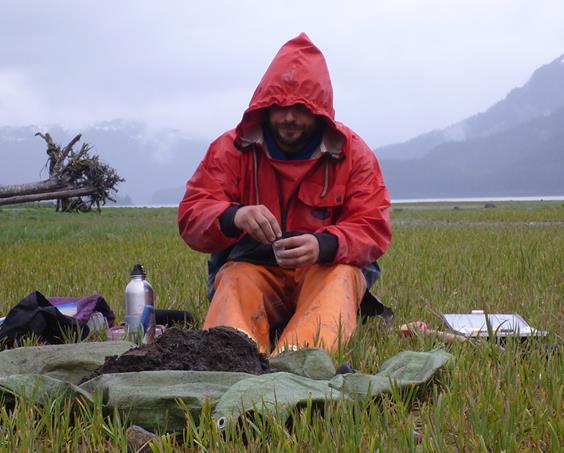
[0,342,452,432]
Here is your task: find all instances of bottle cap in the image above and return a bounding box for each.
[130,263,146,277]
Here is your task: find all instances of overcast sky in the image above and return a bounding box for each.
[1,0,564,147]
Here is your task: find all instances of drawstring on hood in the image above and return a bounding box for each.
[253,147,332,204]
[320,158,329,198]
[252,146,331,205]
[252,148,260,204]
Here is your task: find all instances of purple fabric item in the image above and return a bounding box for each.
[47,294,116,327]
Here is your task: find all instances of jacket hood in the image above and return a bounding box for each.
[236,33,345,153]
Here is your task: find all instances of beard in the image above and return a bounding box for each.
[269,121,317,151]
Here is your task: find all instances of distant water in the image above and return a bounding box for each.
[108,195,564,208]
[391,195,564,204]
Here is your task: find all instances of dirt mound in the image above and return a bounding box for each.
[81,327,268,383]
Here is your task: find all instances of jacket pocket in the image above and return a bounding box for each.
[297,181,346,208]
[297,181,345,224]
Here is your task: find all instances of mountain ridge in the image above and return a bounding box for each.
[380,106,564,198]
[376,53,564,160]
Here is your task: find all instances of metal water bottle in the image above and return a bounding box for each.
[124,264,155,344]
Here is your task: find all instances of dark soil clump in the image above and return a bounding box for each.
[81,327,269,383]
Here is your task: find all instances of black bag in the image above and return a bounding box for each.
[0,291,89,348]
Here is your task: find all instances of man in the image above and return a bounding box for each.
[178,33,392,354]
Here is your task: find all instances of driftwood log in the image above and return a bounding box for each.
[0,133,123,212]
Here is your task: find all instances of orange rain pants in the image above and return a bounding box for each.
[203,261,367,354]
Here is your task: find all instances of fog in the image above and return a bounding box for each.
[2,0,564,147]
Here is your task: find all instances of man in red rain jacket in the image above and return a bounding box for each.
[178,33,392,354]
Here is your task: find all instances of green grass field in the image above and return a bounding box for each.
[0,202,562,451]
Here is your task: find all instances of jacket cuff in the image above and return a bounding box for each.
[219,204,244,237]
[314,232,338,263]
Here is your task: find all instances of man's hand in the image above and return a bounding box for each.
[233,205,282,243]
[273,234,319,268]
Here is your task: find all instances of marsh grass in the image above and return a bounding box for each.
[0,202,562,451]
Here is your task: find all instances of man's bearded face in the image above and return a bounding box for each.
[268,104,320,152]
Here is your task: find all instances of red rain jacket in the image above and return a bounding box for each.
[178,33,391,268]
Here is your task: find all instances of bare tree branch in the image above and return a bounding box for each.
[0,179,65,198]
[0,133,124,212]
[57,134,82,174]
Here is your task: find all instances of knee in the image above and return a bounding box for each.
[216,261,261,284]
[332,263,363,278]
[311,263,363,280]
[307,264,366,295]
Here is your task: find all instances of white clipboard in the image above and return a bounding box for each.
[441,310,547,337]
